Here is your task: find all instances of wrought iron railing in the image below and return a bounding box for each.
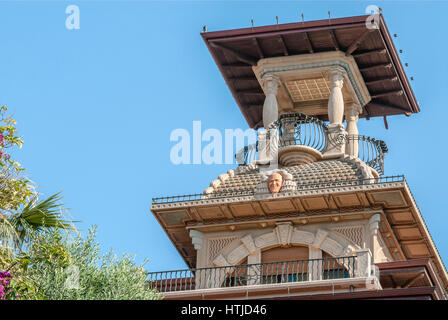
[235,113,328,165]
[234,113,387,176]
[148,256,357,293]
[151,175,405,205]
[273,113,328,150]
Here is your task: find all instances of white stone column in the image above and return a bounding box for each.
[258,74,281,169]
[308,247,323,281]
[247,250,261,285]
[345,103,362,157]
[328,67,345,126]
[368,214,381,264]
[323,67,347,159]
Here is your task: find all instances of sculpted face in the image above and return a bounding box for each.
[268,173,284,194]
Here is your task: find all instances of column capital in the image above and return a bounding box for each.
[327,66,346,88]
[345,103,363,117]
[261,73,281,95]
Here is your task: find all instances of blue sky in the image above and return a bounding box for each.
[0,0,447,273]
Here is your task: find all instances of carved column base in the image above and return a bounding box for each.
[323,124,347,159]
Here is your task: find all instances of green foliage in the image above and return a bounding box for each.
[0,104,159,300]
[0,105,34,213]
[21,227,161,300]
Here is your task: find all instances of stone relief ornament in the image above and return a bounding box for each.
[256,169,296,194]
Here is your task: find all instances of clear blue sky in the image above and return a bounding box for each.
[0,1,446,273]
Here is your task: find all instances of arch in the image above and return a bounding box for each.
[215,224,359,267]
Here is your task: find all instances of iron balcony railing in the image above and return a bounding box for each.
[234,113,388,176]
[151,175,405,204]
[345,135,388,176]
[235,113,328,165]
[148,256,356,293]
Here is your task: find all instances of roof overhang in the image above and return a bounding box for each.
[151,178,448,295]
[202,14,419,129]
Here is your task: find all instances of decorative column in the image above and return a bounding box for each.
[368,214,381,263]
[262,73,281,129]
[345,103,362,157]
[258,73,281,166]
[308,247,323,281]
[323,67,347,159]
[241,235,261,285]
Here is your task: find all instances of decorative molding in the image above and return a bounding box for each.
[258,60,366,106]
[213,254,230,267]
[189,230,204,250]
[274,222,294,247]
[241,235,257,255]
[332,225,364,247]
[207,236,238,265]
[369,213,381,236]
[312,229,329,248]
[224,227,356,266]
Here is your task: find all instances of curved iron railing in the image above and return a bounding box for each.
[272,113,328,151]
[235,113,328,165]
[148,256,356,293]
[345,135,388,176]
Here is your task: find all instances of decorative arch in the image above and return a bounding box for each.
[213,223,359,267]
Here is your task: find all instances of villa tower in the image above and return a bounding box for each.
[150,14,448,300]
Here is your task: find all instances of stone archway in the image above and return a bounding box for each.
[213,222,359,267]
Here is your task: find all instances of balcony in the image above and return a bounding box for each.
[148,251,380,299]
[235,113,388,175]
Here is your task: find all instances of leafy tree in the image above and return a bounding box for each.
[19,227,161,300]
[0,105,160,300]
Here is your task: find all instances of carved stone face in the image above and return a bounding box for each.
[267,173,284,194]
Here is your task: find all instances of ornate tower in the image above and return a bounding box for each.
[150,14,448,300]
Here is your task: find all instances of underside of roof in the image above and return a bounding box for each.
[202,14,419,129]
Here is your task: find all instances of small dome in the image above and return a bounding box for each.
[207,159,364,194]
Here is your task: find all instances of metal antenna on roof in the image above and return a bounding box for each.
[202,25,207,33]
[301,13,305,23]
[251,18,254,29]
[276,16,279,24]
[328,11,331,23]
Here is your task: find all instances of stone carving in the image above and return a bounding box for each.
[254,232,277,249]
[256,169,295,194]
[369,214,381,235]
[320,237,344,256]
[213,254,230,267]
[332,225,364,247]
[189,230,204,250]
[342,244,357,256]
[241,235,257,254]
[227,244,249,265]
[274,222,293,247]
[291,229,315,245]
[268,172,284,194]
[207,236,238,265]
[312,229,329,248]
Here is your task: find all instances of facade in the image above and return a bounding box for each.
[149,14,448,300]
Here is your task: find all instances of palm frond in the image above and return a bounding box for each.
[9,193,79,246]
